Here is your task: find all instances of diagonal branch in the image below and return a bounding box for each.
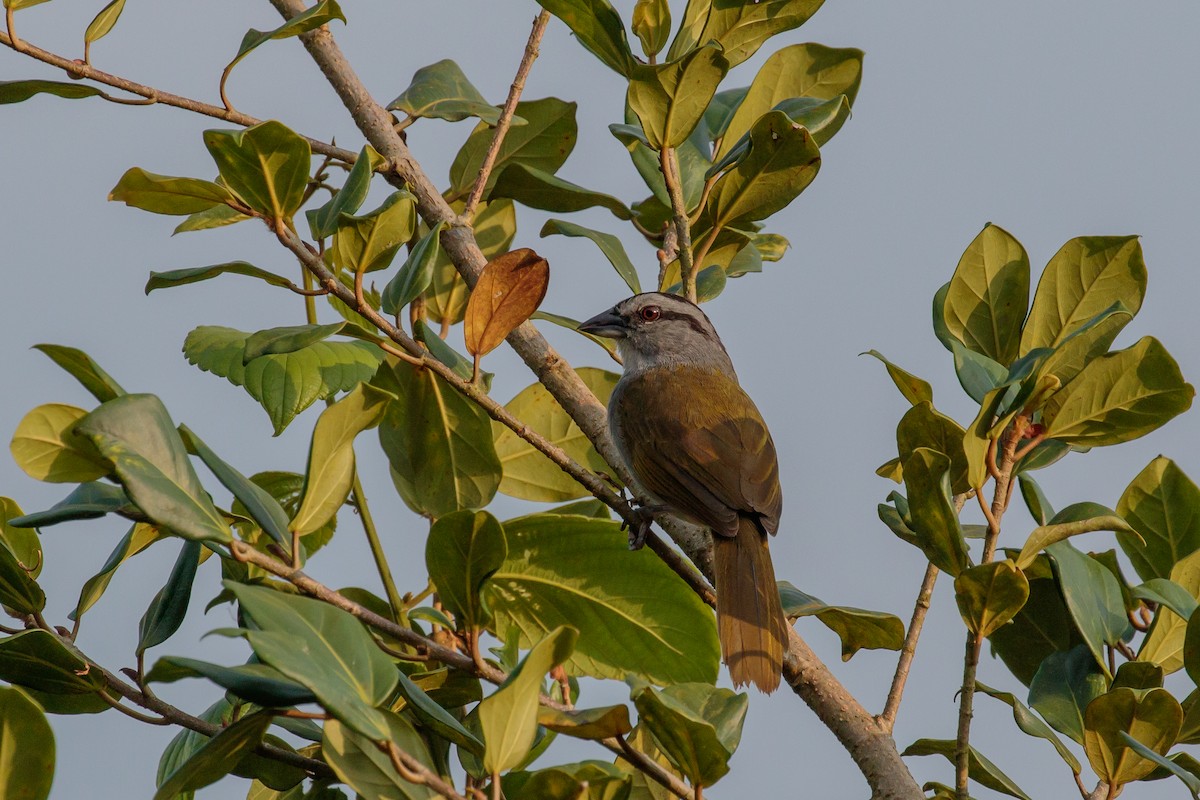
[878,562,939,732]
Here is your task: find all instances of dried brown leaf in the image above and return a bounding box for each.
[464,248,550,358]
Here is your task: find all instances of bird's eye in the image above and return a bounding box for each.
[639,305,661,322]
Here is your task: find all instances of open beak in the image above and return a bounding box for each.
[578,308,627,339]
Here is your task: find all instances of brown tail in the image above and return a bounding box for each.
[713,517,788,693]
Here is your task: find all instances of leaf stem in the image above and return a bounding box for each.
[351,470,406,622]
[462,10,550,221]
[659,147,696,302]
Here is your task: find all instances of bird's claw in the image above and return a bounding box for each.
[621,504,667,550]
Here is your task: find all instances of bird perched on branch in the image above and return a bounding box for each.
[579,293,789,692]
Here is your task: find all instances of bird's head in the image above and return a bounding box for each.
[579,292,734,375]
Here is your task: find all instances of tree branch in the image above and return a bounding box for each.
[462,10,550,220]
[385,741,470,800]
[659,147,697,302]
[878,562,938,733]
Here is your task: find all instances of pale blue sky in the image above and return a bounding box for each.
[3,2,1199,798]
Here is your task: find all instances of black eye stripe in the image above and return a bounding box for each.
[648,308,709,335]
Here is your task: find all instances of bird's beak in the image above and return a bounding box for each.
[578,309,627,339]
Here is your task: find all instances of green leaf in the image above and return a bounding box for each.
[84,0,126,46]
[1134,578,1198,621]
[388,59,512,125]
[0,79,104,104]
[222,0,345,103]
[375,356,501,518]
[70,523,162,624]
[138,539,201,654]
[478,626,577,774]
[203,120,311,222]
[538,703,632,740]
[627,44,729,149]
[491,163,632,220]
[330,191,417,274]
[1015,514,1135,570]
[180,426,290,548]
[1044,336,1194,446]
[425,510,506,630]
[146,656,316,707]
[1112,660,1165,692]
[976,681,1082,773]
[950,339,1009,404]
[426,200,516,325]
[109,167,237,216]
[990,566,1081,686]
[1118,456,1200,582]
[323,711,438,800]
[1138,549,1200,673]
[32,344,126,403]
[0,523,45,614]
[901,739,1031,799]
[0,629,108,708]
[242,322,348,362]
[902,447,970,576]
[704,110,821,230]
[0,687,54,800]
[381,222,445,314]
[717,44,862,160]
[145,262,297,295]
[503,761,632,800]
[9,481,134,529]
[778,582,904,660]
[631,682,747,788]
[531,311,620,361]
[1018,474,1055,525]
[395,671,484,756]
[943,224,1029,365]
[535,0,634,76]
[172,203,251,234]
[666,0,826,68]
[184,325,383,435]
[411,319,493,388]
[861,350,933,406]
[1021,235,1145,355]
[0,500,40,584]
[307,145,388,240]
[76,394,231,544]
[448,97,576,197]
[954,560,1030,638]
[540,219,640,294]
[1120,733,1200,797]
[612,110,712,212]
[227,581,398,740]
[10,402,111,483]
[154,711,275,800]
[291,383,391,536]
[243,471,337,556]
[895,402,969,494]
[484,513,719,684]
[493,368,620,502]
[1046,542,1131,676]
[632,0,670,58]
[1084,686,1182,784]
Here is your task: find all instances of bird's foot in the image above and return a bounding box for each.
[621,503,669,550]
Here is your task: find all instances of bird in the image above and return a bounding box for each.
[579,292,789,692]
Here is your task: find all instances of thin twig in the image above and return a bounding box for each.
[659,147,696,301]
[384,741,469,800]
[878,562,939,732]
[1012,432,1048,464]
[462,10,550,220]
[97,690,172,725]
[350,470,406,621]
[614,735,695,800]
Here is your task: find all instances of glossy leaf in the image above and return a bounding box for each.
[1028,300,1132,390]
[1118,456,1200,582]
[1018,474,1054,525]
[503,761,632,799]
[76,394,231,544]
[10,403,110,483]
[1084,687,1182,784]
[0,499,40,584]
[464,248,549,359]
[184,325,383,435]
[411,319,492,387]
[1134,578,1198,621]
[0,630,108,713]
[425,510,506,629]
[242,322,347,362]
[954,560,1030,638]
[426,199,516,325]
[478,626,577,774]
[109,168,237,216]
[943,224,1029,365]
[861,350,933,406]
[1047,542,1130,676]
[1121,733,1200,797]
[950,339,1008,404]
[976,681,1081,773]
[491,163,632,220]
[1015,514,1135,570]
[895,402,969,494]
[32,344,126,403]
[903,447,970,576]
[778,582,904,660]
[172,203,250,233]
[0,79,104,103]
[222,0,345,103]
[534,0,634,75]
[1138,549,1200,673]
[330,191,417,275]
[612,110,712,211]
[203,120,311,222]
[243,470,337,556]
[137,539,201,654]
[291,383,391,537]
[484,513,719,684]
[632,0,670,58]
[717,44,862,160]
[375,356,502,517]
[531,311,621,361]
[8,481,134,529]
[540,218,640,294]
[448,97,575,196]
[1043,336,1194,447]
[632,682,747,788]
[323,711,438,800]
[395,671,484,756]
[705,110,821,229]
[83,0,126,46]
[538,703,632,740]
[666,0,826,67]
[493,368,620,502]
[627,44,728,149]
[307,145,388,240]
[154,711,275,800]
[0,687,54,800]
[388,59,510,125]
[145,262,297,295]
[146,656,315,707]
[1021,235,1145,355]
[228,581,398,739]
[381,222,445,314]
[901,739,1031,799]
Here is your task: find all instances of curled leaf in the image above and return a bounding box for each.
[464,248,550,362]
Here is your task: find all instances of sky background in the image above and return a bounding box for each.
[3,1,1200,798]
